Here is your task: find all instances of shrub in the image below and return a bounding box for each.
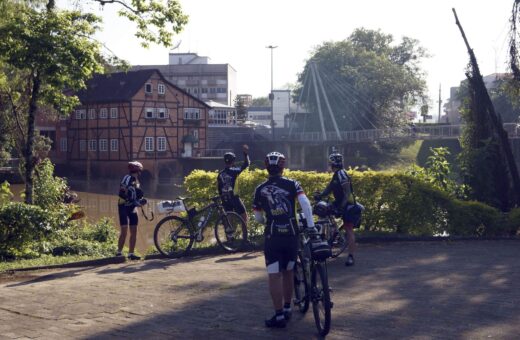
[0,202,70,259]
[49,218,117,257]
[184,168,513,238]
[0,181,13,206]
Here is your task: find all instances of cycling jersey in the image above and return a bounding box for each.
[217,153,250,198]
[118,174,141,207]
[320,169,353,209]
[253,176,305,237]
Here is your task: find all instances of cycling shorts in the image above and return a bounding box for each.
[118,204,138,226]
[222,195,246,215]
[264,234,298,274]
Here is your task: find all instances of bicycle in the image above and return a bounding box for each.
[154,195,248,258]
[293,212,333,336]
[313,197,348,258]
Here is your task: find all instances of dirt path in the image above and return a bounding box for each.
[1,241,519,339]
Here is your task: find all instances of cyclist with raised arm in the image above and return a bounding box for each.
[116,161,146,260]
[253,151,316,328]
[217,145,250,229]
[315,153,357,266]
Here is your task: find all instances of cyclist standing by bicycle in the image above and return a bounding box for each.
[315,153,357,266]
[253,151,316,328]
[217,145,250,229]
[116,161,146,260]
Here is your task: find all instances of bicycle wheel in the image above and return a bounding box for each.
[293,254,310,313]
[154,216,194,258]
[214,212,248,252]
[312,262,332,336]
[329,226,347,258]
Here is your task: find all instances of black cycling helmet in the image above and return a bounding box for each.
[223,152,236,164]
[265,151,286,175]
[328,153,343,168]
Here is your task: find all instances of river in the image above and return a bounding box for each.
[12,179,186,254]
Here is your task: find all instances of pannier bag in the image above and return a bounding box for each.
[345,202,365,227]
[309,238,332,261]
[156,200,186,214]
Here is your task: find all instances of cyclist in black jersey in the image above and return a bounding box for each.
[116,161,146,260]
[217,145,250,227]
[315,153,357,266]
[253,151,316,328]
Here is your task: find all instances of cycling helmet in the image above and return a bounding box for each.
[313,201,330,217]
[128,161,143,173]
[223,152,236,164]
[265,151,286,175]
[328,153,344,168]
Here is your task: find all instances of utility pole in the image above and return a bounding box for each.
[266,45,278,140]
[438,84,442,123]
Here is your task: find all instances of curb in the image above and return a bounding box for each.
[4,236,518,273]
[3,256,126,273]
[356,235,520,243]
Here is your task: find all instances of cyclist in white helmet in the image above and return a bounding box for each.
[116,161,146,260]
[253,151,316,328]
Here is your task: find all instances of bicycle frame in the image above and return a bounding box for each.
[180,197,228,241]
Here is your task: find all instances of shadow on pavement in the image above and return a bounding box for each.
[83,241,520,339]
[6,267,95,287]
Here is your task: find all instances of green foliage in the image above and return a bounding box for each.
[184,168,516,238]
[49,218,117,257]
[0,181,13,206]
[0,202,70,259]
[32,159,68,210]
[296,28,428,131]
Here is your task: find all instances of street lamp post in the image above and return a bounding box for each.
[266,45,277,140]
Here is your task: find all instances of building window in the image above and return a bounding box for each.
[79,139,86,152]
[110,107,118,119]
[145,107,155,119]
[209,109,228,125]
[193,88,199,94]
[88,109,96,119]
[201,88,208,94]
[157,108,169,119]
[110,139,119,151]
[217,87,226,93]
[145,83,152,93]
[145,137,154,152]
[99,139,108,151]
[209,88,216,94]
[158,83,165,95]
[192,130,199,148]
[99,108,108,119]
[75,109,86,119]
[60,138,67,152]
[184,108,201,120]
[157,137,167,151]
[89,139,97,151]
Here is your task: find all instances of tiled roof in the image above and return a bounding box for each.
[77,69,158,104]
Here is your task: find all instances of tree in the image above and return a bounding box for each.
[0,0,188,204]
[252,96,270,107]
[233,95,248,123]
[454,8,520,210]
[294,28,428,132]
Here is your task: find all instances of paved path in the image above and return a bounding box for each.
[1,241,519,339]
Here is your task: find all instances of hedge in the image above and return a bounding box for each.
[184,169,519,237]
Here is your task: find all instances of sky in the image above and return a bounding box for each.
[80,0,514,118]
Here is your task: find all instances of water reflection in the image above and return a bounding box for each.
[12,180,186,254]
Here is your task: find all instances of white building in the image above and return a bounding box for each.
[133,53,237,106]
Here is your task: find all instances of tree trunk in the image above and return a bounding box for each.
[24,72,41,204]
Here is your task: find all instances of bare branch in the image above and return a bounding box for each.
[94,0,140,15]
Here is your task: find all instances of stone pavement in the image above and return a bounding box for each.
[1,241,519,339]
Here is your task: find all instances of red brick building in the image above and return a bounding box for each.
[48,69,211,182]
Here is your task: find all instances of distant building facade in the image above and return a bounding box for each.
[43,69,211,181]
[133,53,237,106]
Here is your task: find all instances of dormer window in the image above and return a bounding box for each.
[145,83,153,94]
[158,83,165,95]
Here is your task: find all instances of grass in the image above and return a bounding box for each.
[0,254,101,272]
